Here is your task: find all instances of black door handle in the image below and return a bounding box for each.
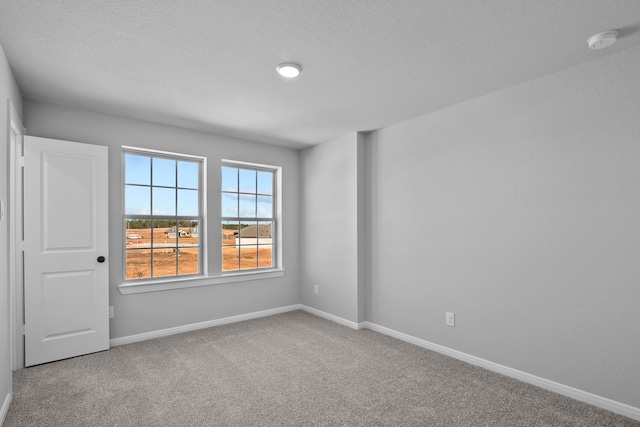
[97,256,106,263]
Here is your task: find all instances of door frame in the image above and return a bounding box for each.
[8,100,25,370]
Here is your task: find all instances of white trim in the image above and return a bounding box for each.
[362,321,640,422]
[110,304,301,346]
[118,269,285,294]
[299,305,364,330]
[222,158,281,171]
[122,145,205,161]
[0,392,11,425]
[8,99,25,371]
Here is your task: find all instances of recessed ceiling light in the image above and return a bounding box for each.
[587,30,618,50]
[276,62,302,78]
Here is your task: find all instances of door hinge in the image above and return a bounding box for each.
[19,324,26,336]
[17,156,25,168]
[18,241,25,252]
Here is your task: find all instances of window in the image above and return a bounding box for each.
[118,152,283,294]
[221,163,275,271]
[123,148,204,281]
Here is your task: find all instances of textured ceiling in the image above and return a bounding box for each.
[1,1,639,148]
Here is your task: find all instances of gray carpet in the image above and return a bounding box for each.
[5,310,638,426]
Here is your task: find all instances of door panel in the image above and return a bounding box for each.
[24,135,109,367]
[42,151,96,250]
[43,270,95,337]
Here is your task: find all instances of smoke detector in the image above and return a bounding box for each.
[587,30,618,50]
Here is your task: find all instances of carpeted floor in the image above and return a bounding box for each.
[5,310,639,426]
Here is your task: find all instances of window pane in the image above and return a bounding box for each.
[222,221,239,245]
[178,189,198,216]
[125,185,150,215]
[240,246,258,270]
[152,158,176,187]
[125,154,150,185]
[152,187,176,215]
[157,219,178,247]
[239,169,256,193]
[221,167,238,192]
[222,244,239,271]
[153,249,177,277]
[222,192,238,217]
[177,219,200,244]
[179,219,199,246]
[258,245,273,268]
[125,218,152,279]
[258,221,273,268]
[257,195,272,218]
[153,218,177,277]
[257,171,272,195]
[178,247,199,275]
[177,219,198,276]
[177,161,199,189]
[258,221,273,241]
[239,194,256,218]
[222,220,241,271]
[126,247,151,279]
[238,221,258,246]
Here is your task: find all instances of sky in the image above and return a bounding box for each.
[221,166,273,218]
[124,154,273,219]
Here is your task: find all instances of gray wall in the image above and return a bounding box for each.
[366,46,640,407]
[0,42,22,418]
[300,132,365,323]
[23,100,300,339]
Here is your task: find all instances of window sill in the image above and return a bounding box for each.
[118,269,285,295]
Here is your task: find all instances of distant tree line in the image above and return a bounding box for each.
[126,220,270,230]
[222,223,251,230]
[222,223,271,230]
[126,219,199,229]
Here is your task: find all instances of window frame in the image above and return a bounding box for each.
[121,146,206,283]
[221,161,277,273]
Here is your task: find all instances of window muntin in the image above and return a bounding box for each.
[124,149,203,281]
[221,165,275,272]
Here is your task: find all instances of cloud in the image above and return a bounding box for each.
[125,207,151,215]
[257,205,272,218]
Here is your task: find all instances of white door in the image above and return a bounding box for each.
[24,135,109,367]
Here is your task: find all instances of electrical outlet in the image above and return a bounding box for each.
[109,306,114,319]
[314,285,319,295]
[446,312,455,327]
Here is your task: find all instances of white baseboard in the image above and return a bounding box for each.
[299,305,363,330]
[1,392,11,426]
[110,304,302,347]
[362,321,640,422]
